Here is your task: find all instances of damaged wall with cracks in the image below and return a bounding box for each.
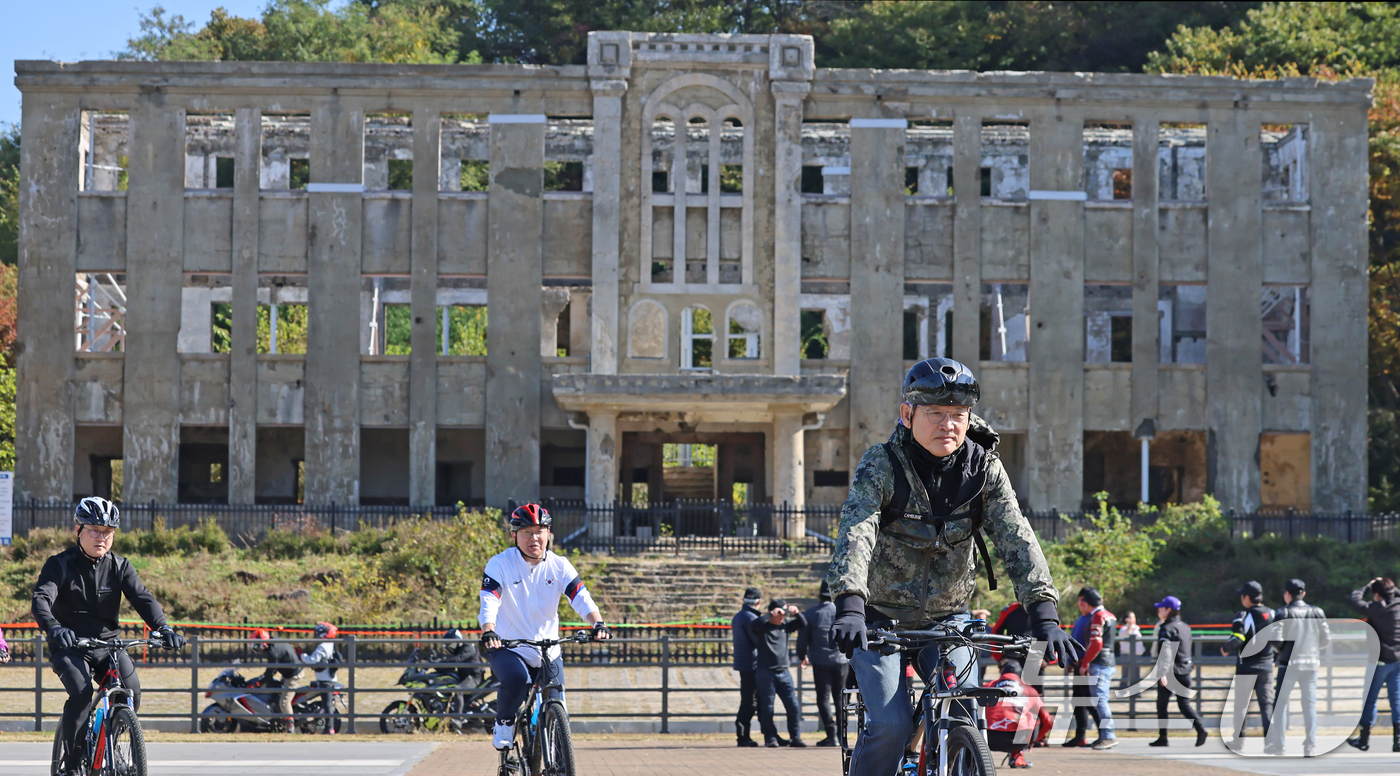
[14,32,1370,523]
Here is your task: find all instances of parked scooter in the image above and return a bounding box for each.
[380,647,498,734]
[201,667,346,734]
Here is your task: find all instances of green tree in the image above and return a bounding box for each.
[821,1,1258,73]
[0,124,19,267]
[123,0,466,64]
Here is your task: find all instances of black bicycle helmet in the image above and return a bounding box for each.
[509,503,552,530]
[74,496,120,528]
[901,358,980,407]
[443,628,465,641]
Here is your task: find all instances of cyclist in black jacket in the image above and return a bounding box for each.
[1220,580,1280,749]
[31,498,186,776]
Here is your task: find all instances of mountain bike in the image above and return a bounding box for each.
[838,623,1032,776]
[495,631,592,776]
[50,637,178,776]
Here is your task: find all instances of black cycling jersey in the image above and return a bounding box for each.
[32,546,167,647]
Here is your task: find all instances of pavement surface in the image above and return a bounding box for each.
[1,735,1398,776]
[0,741,437,776]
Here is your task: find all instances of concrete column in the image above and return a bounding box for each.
[586,411,618,532]
[228,108,261,504]
[485,114,545,507]
[951,113,983,368]
[772,411,806,537]
[1026,109,1085,511]
[408,108,441,507]
[122,95,186,504]
[1308,107,1370,511]
[1130,116,1161,468]
[772,82,809,375]
[303,98,364,504]
[15,94,80,502]
[848,118,908,461]
[589,81,626,374]
[1206,109,1263,512]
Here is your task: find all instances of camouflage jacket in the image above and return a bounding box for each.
[827,416,1058,625]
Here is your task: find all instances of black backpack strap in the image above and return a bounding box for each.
[971,513,997,591]
[880,442,911,528]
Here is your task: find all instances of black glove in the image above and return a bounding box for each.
[154,626,187,650]
[590,622,611,642]
[831,593,869,658]
[51,627,77,651]
[481,631,502,653]
[1028,601,1083,668]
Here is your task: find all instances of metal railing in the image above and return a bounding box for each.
[10,499,1400,550]
[0,632,1386,735]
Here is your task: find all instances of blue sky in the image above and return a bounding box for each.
[2,1,275,128]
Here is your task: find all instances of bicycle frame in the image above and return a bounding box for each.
[495,632,589,776]
[842,626,1028,776]
[67,639,155,776]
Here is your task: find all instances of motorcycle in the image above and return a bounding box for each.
[380,648,498,734]
[201,667,346,734]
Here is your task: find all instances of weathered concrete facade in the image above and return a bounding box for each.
[14,33,1370,518]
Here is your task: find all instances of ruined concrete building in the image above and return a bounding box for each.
[14,32,1370,531]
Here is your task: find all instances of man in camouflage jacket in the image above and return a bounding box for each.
[827,358,1080,776]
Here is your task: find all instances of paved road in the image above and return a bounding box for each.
[0,742,437,776]
[1108,736,1400,776]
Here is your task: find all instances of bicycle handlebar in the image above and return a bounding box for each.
[72,637,182,652]
[497,631,594,649]
[867,628,1033,655]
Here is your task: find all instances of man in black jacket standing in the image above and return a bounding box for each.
[798,581,848,746]
[1346,577,1400,752]
[750,598,807,747]
[32,498,186,776]
[1269,579,1330,757]
[731,586,763,747]
[1221,581,1279,749]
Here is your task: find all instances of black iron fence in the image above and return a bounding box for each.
[0,632,1385,735]
[9,499,1400,549]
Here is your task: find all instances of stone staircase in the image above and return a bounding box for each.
[576,557,832,623]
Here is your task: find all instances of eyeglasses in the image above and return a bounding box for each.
[83,528,116,541]
[919,407,971,425]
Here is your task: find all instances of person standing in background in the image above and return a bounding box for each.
[1346,577,1400,752]
[1117,611,1144,690]
[0,627,9,663]
[1270,579,1329,757]
[1221,581,1279,747]
[750,598,807,747]
[799,581,849,747]
[731,586,763,747]
[1074,587,1117,750]
[1147,596,1206,747]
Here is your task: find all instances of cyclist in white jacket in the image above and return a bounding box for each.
[480,504,610,749]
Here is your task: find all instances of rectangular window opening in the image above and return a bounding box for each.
[905,119,951,198]
[720,164,742,193]
[363,276,411,355]
[366,113,412,191]
[437,304,488,356]
[1262,286,1310,364]
[75,273,127,352]
[1085,285,1133,363]
[1159,123,1207,202]
[178,274,232,354]
[800,310,829,359]
[981,121,1029,199]
[980,283,1029,362]
[1262,124,1308,203]
[441,113,489,192]
[903,310,920,360]
[257,275,309,355]
[260,114,311,191]
[814,470,849,488]
[215,157,235,189]
[1157,284,1207,364]
[544,160,584,192]
[80,111,131,192]
[1084,121,1133,201]
[653,170,669,193]
[801,165,824,194]
[905,166,919,196]
[801,120,850,196]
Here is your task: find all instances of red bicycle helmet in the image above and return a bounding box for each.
[314,622,338,639]
[509,503,552,530]
[251,629,272,649]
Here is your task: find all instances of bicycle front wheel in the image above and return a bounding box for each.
[50,726,67,776]
[538,702,575,776]
[942,724,996,776]
[108,706,149,776]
